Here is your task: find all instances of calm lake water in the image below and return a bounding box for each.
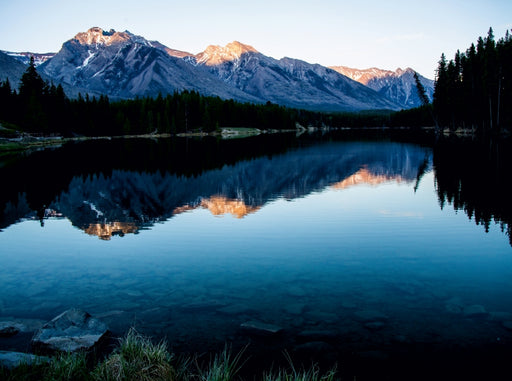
[1,131,511,379]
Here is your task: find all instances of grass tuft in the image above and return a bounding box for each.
[93,327,175,381]
[44,351,90,381]
[263,352,337,381]
[196,345,247,381]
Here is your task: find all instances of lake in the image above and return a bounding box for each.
[1,131,511,380]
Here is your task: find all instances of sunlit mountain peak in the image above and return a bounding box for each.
[72,27,151,48]
[196,41,258,66]
[331,168,407,190]
[200,196,260,218]
[172,196,261,219]
[83,221,139,240]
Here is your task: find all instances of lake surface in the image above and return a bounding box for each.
[1,132,511,379]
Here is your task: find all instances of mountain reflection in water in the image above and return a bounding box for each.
[0,137,430,239]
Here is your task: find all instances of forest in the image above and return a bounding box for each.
[0,27,510,137]
[433,28,512,134]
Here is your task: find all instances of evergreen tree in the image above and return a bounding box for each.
[19,57,47,99]
[19,56,49,131]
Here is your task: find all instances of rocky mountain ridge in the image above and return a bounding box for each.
[330,65,434,109]
[2,27,431,110]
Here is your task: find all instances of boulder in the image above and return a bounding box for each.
[0,351,50,369]
[32,309,108,353]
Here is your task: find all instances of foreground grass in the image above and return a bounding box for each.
[0,328,337,381]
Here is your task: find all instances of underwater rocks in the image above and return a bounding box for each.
[32,309,108,353]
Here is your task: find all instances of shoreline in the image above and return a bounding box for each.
[0,124,504,155]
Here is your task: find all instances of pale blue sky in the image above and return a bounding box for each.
[1,0,510,79]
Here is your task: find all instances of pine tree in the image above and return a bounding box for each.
[19,56,49,131]
[19,56,47,99]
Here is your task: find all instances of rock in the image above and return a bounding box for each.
[0,351,50,369]
[0,318,45,334]
[0,322,22,337]
[463,305,488,318]
[32,309,108,353]
[240,321,283,335]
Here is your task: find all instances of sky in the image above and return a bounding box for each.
[1,0,511,79]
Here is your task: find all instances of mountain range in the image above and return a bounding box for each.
[0,27,434,111]
[330,66,434,109]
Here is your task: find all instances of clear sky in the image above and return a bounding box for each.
[1,0,511,79]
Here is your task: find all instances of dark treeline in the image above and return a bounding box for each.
[433,28,512,134]
[0,57,435,136]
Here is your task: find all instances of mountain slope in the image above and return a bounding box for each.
[192,42,401,112]
[39,28,261,102]
[1,51,55,66]
[0,50,90,97]
[0,51,28,88]
[330,66,434,109]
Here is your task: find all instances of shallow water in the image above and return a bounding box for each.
[1,133,511,379]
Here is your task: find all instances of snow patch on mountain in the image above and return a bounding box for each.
[1,51,56,66]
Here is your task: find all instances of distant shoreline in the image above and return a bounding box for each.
[0,124,492,155]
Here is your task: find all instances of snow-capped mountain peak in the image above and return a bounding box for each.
[196,41,259,66]
[72,27,151,48]
[329,65,434,109]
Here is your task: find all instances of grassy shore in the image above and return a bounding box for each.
[0,329,337,381]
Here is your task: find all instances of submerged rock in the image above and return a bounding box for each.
[0,351,50,368]
[240,320,283,335]
[463,305,488,318]
[0,322,22,337]
[32,309,108,353]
